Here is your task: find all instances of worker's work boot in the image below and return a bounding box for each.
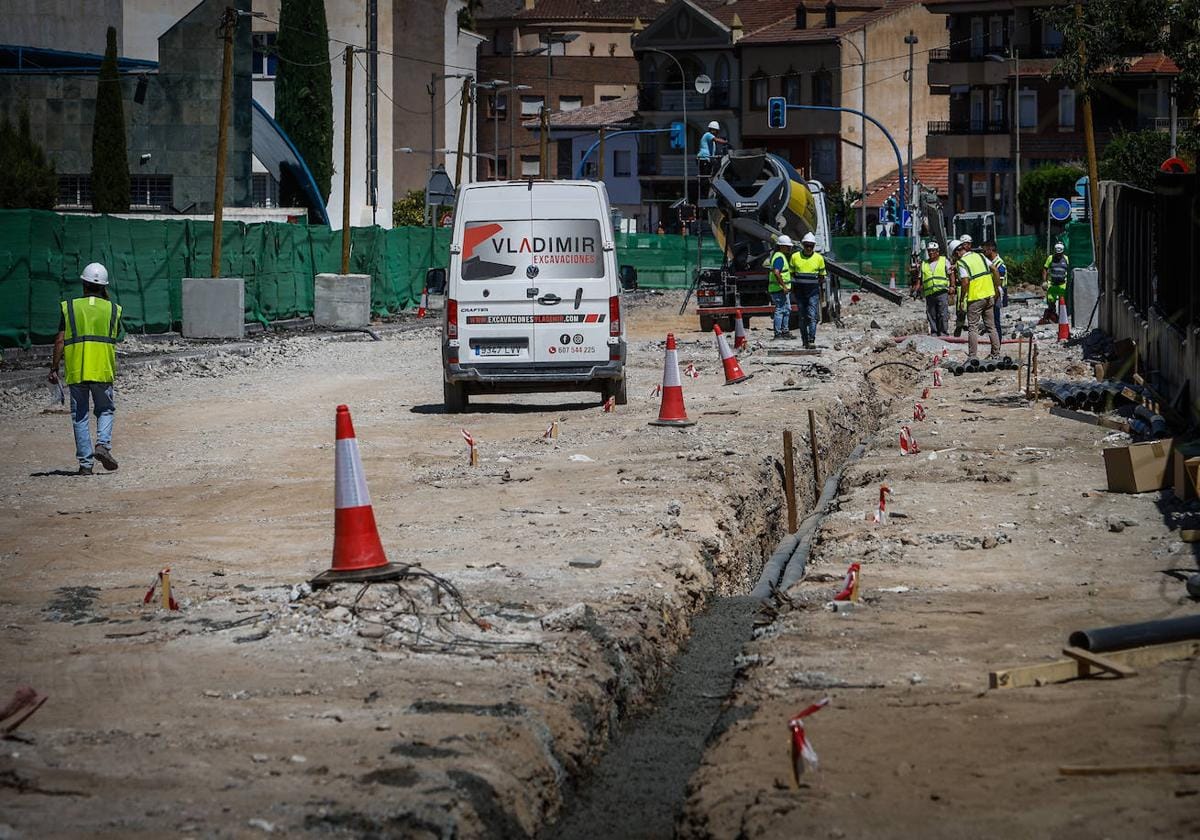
[76,466,93,476]
[94,444,118,471]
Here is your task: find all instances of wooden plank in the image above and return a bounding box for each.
[1179,529,1200,543]
[988,639,1200,689]
[1096,416,1132,433]
[767,348,823,357]
[1061,646,1137,677]
[1059,764,1200,777]
[1049,406,1099,427]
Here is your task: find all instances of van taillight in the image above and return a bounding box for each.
[609,295,621,336]
[446,298,458,339]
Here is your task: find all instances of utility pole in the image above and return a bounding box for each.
[1013,48,1021,234]
[341,45,354,275]
[1169,79,1178,158]
[904,30,918,243]
[598,126,606,180]
[455,76,471,186]
[427,72,438,189]
[210,6,237,278]
[1075,1,1101,255]
[839,35,867,238]
[539,108,550,176]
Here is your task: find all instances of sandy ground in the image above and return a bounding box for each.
[1,291,1196,839]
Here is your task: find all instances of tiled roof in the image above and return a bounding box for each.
[695,0,883,34]
[996,52,1179,79]
[480,0,670,22]
[861,156,948,206]
[523,94,639,129]
[738,0,919,45]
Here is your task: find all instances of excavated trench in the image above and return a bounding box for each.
[540,370,898,840]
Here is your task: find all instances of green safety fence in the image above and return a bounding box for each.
[0,209,452,349]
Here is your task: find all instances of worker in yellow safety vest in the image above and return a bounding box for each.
[768,235,795,340]
[982,240,1008,338]
[916,241,951,336]
[950,239,1000,360]
[1041,242,1070,323]
[49,263,123,475]
[789,232,826,348]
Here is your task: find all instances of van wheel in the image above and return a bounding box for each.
[443,381,468,413]
[602,377,627,406]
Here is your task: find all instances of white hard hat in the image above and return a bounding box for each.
[707,120,720,130]
[776,235,795,247]
[81,262,109,286]
[1054,242,1065,252]
[801,232,817,245]
[947,239,963,253]
[961,234,973,244]
[927,240,939,250]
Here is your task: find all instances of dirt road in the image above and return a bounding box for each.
[2,292,1195,839]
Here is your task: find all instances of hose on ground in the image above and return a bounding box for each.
[863,361,922,377]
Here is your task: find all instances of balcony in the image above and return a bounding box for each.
[1151,116,1200,132]
[928,59,1010,88]
[926,120,1011,159]
[639,84,732,113]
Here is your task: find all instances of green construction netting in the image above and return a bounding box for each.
[0,210,453,348]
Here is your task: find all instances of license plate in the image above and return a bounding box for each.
[475,345,522,356]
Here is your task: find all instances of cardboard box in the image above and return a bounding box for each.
[1171,441,1200,501]
[1102,438,1174,493]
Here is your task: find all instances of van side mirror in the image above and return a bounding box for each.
[425,267,447,295]
[619,264,638,291]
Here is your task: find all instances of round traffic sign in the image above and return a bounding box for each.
[1049,197,1072,222]
[694,74,712,94]
[1161,156,1189,173]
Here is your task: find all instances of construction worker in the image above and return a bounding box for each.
[951,239,1000,360]
[49,263,122,475]
[1041,242,1070,323]
[982,240,1008,338]
[917,241,951,336]
[696,120,728,178]
[789,232,826,348]
[768,235,795,340]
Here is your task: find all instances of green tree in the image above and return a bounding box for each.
[393,189,426,227]
[91,26,130,213]
[1163,0,1200,112]
[457,0,483,31]
[1018,164,1084,234]
[276,0,334,205]
[1099,130,1173,189]
[826,186,862,236]
[0,110,57,210]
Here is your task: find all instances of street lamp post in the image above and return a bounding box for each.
[642,47,688,212]
[539,32,578,177]
[839,34,867,238]
[904,30,918,238]
[509,43,547,178]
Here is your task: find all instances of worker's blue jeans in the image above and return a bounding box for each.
[770,291,790,336]
[794,283,821,344]
[70,383,114,470]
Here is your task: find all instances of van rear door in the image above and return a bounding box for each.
[526,183,613,365]
[455,187,536,365]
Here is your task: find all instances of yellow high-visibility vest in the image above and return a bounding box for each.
[789,251,826,284]
[767,250,792,292]
[959,251,995,302]
[62,296,121,384]
[920,257,949,296]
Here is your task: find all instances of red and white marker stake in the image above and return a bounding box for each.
[932,368,943,387]
[603,396,616,413]
[899,425,919,455]
[143,567,179,611]
[913,402,926,421]
[684,362,700,380]
[650,383,662,398]
[417,287,429,319]
[543,421,558,440]
[461,428,478,466]
[872,484,892,524]
[832,561,862,601]
[921,387,930,400]
[789,697,831,784]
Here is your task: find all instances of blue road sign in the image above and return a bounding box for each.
[1074,176,1089,197]
[1049,197,1072,222]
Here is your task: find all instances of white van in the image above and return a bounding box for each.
[440,180,627,413]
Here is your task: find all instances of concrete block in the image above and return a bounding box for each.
[314,274,372,328]
[1072,268,1099,331]
[182,277,245,339]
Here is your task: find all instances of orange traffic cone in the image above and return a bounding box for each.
[713,324,751,385]
[1057,296,1070,342]
[649,333,696,427]
[311,405,402,587]
[733,309,748,350]
[889,272,897,291]
[417,287,429,318]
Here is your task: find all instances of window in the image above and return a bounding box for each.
[990,88,1005,126]
[252,173,279,207]
[559,95,582,112]
[784,72,802,105]
[1018,89,1036,130]
[811,137,836,184]
[1058,89,1076,130]
[252,32,277,78]
[750,73,768,109]
[130,175,172,209]
[970,17,985,57]
[1041,21,1063,55]
[1137,88,1159,127]
[989,16,1005,49]
[57,174,92,208]
[970,89,985,130]
[600,95,620,102]
[813,70,833,105]
[613,150,632,177]
[495,157,508,179]
[521,155,540,176]
[520,95,544,116]
[490,94,507,120]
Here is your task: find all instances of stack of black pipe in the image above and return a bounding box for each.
[1037,379,1169,438]
[943,356,1020,376]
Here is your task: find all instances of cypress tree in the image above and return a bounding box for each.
[91,26,130,213]
[0,110,57,210]
[275,0,334,205]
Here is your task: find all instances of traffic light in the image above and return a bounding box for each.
[669,121,685,149]
[768,96,787,129]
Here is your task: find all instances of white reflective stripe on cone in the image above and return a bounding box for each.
[335,438,372,509]
[662,349,682,388]
[716,333,734,360]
